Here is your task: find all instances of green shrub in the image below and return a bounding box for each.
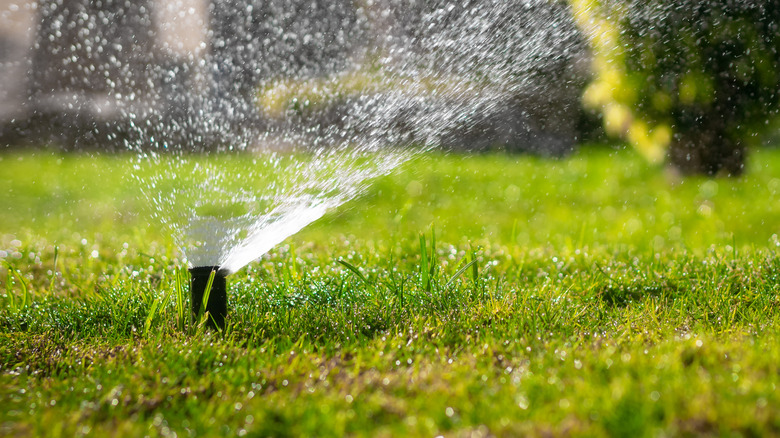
[572,0,780,175]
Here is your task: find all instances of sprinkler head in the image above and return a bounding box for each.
[189,266,227,330]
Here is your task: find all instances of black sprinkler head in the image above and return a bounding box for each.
[189,266,227,329]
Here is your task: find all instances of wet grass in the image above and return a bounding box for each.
[1,146,780,436]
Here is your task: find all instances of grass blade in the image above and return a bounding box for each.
[193,269,217,331]
[175,268,186,331]
[428,228,438,280]
[469,248,479,284]
[144,295,161,334]
[3,262,29,313]
[49,245,59,294]
[419,233,430,291]
[445,258,479,288]
[338,259,370,285]
[202,269,216,313]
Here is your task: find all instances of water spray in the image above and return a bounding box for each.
[189,266,228,330]
[116,0,589,304]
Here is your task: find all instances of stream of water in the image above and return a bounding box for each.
[131,1,587,274]
[21,0,587,273]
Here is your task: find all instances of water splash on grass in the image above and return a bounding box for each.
[125,0,585,273]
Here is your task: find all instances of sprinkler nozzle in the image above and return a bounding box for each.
[189,266,227,329]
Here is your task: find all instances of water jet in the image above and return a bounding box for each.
[189,266,228,330]
[1,0,590,301]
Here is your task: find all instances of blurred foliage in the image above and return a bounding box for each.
[571,0,780,174]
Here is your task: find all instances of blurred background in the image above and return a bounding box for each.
[0,0,587,153]
[1,0,779,175]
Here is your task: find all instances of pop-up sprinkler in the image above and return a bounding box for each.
[189,266,228,329]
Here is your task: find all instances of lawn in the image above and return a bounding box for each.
[1,146,780,436]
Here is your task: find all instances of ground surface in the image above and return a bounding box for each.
[1,146,780,436]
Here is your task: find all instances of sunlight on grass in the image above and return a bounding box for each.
[1,146,780,436]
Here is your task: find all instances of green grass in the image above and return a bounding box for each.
[1,146,780,436]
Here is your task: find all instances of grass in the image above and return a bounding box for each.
[1,145,780,436]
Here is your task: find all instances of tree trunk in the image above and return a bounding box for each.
[668,128,746,177]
